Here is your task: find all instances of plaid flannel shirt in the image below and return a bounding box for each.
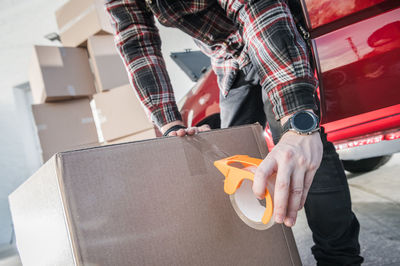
[105,0,318,127]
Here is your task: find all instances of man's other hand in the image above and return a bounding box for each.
[161,121,211,137]
[252,130,323,227]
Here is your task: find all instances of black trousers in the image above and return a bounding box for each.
[219,64,363,265]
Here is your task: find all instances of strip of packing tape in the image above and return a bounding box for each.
[81,117,94,124]
[67,85,77,96]
[59,5,96,33]
[183,136,274,230]
[90,100,105,143]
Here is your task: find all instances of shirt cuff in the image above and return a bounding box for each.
[150,103,183,128]
[268,78,318,121]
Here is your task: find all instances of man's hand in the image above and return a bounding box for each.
[252,130,323,227]
[161,120,211,137]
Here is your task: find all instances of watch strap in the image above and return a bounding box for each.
[282,119,291,135]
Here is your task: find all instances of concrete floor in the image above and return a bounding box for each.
[293,153,400,266]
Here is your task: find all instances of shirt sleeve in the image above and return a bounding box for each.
[104,0,182,127]
[241,0,318,121]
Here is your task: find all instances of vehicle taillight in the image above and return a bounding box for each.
[334,128,400,150]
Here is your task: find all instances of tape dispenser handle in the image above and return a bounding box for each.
[214,155,273,225]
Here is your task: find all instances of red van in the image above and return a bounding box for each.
[177,0,400,173]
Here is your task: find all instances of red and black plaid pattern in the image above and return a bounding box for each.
[105,0,318,127]
[237,0,318,119]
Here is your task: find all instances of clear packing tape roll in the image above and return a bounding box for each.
[182,137,274,230]
[214,155,275,230]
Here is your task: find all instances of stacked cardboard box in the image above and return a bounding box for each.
[55,0,113,47]
[31,99,99,161]
[91,84,157,144]
[29,45,96,104]
[29,0,156,162]
[87,35,130,92]
[29,44,99,162]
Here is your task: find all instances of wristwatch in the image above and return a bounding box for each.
[282,110,320,135]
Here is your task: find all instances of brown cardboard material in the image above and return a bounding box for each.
[87,35,130,92]
[29,45,96,104]
[55,0,113,47]
[104,128,157,145]
[9,124,301,265]
[91,84,154,142]
[32,98,99,162]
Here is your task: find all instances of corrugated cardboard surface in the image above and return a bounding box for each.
[10,124,301,265]
[41,142,100,163]
[104,128,157,145]
[91,84,154,142]
[87,35,129,92]
[55,0,113,47]
[29,45,96,103]
[8,157,76,266]
[32,98,99,162]
[28,47,46,104]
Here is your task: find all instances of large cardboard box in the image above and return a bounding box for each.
[29,45,96,104]
[91,84,154,142]
[55,0,113,47]
[32,98,99,162]
[87,35,130,92]
[9,125,301,265]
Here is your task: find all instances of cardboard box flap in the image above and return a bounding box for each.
[8,157,76,265]
[56,0,100,31]
[55,0,113,47]
[55,124,301,265]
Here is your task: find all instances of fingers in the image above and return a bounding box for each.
[299,169,316,210]
[273,160,294,224]
[168,128,186,137]
[168,131,177,137]
[186,127,197,136]
[253,157,277,199]
[198,124,211,132]
[284,168,305,227]
[187,124,211,135]
[167,124,211,137]
[177,128,187,137]
[255,132,322,226]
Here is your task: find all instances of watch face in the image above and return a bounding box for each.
[292,111,316,132]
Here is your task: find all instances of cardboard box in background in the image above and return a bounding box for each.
[104,128,158,145]
[91,84,154,142]
[9,124,301,265]
[55,0,113,47]
[29,45,96,104]
[32,98,99,162]
[87,35,130,92]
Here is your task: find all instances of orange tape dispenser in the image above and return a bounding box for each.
[214,155,274,230]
